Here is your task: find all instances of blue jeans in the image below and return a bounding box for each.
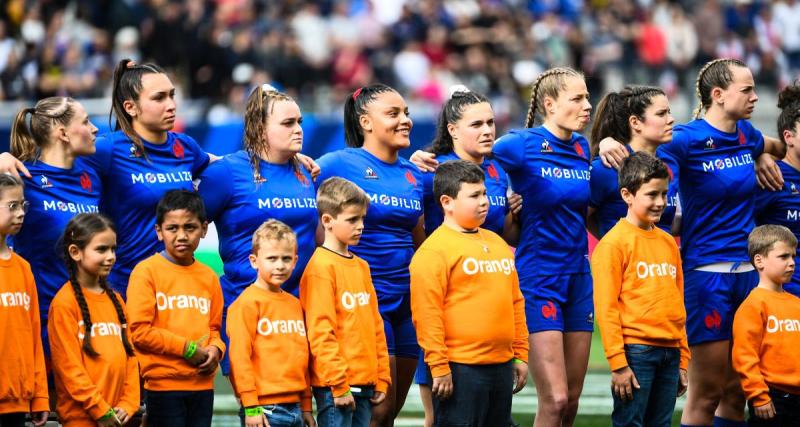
[747,388,800,426]
[313,387,373,427]
[239,403,303,427]
[612,345,680,427]
[433,361,514,427]
[145,389,214,427]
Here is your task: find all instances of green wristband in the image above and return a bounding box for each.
[244,406,264,417]
[99,408,116,421]
[513,358,525,364]
[335,390,352,398]
[183,341,197,359]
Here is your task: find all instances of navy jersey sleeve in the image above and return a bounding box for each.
[589,160,616,209]
[178,133,211,176]
[314,151,341,190]
[493,132,526,173]
[196,159,233,222]
[754,185,781,222]
[82,134,114,179]
[657,128,690,169]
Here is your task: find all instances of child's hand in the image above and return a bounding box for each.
[30,411,48,427]
[512,360,528,394]
[184,341,208,366]
[334,392,356,410]
[302,411,316,427]
[197,345,221,375]
[611,366,640,402]
[113,407,130,425]
[370,391,386,405]
[97,416,121,427]
[677,369,688,397]
[754,401,776,419]
[245,413,269,427]
[432,373,453,400]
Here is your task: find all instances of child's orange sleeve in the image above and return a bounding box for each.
[26,268,49,412]
[369,283,391,394]
[47,300,113,420]
[410,248,450,378]
[591,240,628,371]
[511,273,529,362]
[226,298,260,407]
[126,265,187,356]
[301,268,351,397]
[732,301,770,407]
[208,276,225,356]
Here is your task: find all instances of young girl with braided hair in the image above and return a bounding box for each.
[48,213,139,426]
[598,58,787,427]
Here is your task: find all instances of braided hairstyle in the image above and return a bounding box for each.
[11,97,80,162]
[110,59,167,160]
[344,84,398,148]
[777,82,800,144]
[693,58,747,119]
[61,213,134,357]
[243,84,302,183]
[590,85,665,157]
[429,85,491,156]
[524,67,584,128]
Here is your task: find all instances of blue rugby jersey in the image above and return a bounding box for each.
[755,160,800,289]
[421,151,509,236]
[493,126,591,280]
[589,145,679,237]
[83,131,209,293]
[657,119,764,270]
[316,148,424,295]
[11,158,101,320]
[197,150,318,301]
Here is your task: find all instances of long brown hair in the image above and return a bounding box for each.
[243,85,300,183]
[110,59,166,159]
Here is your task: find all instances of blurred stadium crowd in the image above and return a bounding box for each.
[0,0,798,125]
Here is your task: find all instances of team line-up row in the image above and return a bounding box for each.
[1,57,799,427]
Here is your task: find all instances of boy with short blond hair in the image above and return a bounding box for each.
[227,219,315,427]
[733,224,800,425]
[300,177,390,426]
[591,152,689,427]
[410,160,528,427]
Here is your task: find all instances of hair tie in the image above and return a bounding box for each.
[25,107,36,115]
[448,84,471,98]
[126,60,137,69]
[352,87,363,101]
[261,83,278,93]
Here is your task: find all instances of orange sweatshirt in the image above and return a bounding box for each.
[126,254,225,391]
[410,225,528,378]
[0,252,48,415]
[227,285,312,411]
[591,219,689,372]
[732,287,800,407]
[299,247,391,396]
[48,284,140,425]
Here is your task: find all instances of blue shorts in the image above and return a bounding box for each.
[684,269,758,346]
[414,353,432,386]
[220,307,232,376]
[377,291,419,359]
[521,272,594,333]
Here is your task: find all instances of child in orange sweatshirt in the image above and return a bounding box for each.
[410,160,528,427]
[0,174,49,427]
[591,152,689,427]
[733,224,800,425]
[126,190,224,427]
[300,177,390,426]
[227,219,315,427]
[49,213,140,426]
